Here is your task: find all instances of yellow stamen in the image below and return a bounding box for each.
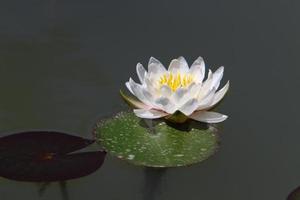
[159,73,194,91]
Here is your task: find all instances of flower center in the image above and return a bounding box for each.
[159,73,194,91]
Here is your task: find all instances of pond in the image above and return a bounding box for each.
[0,0,300,200]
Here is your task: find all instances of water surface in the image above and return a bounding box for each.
[0,0,300,199]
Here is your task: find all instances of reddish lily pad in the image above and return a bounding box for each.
[0,131,106,182]
[288,186,300,200]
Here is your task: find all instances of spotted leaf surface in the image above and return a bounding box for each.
[95,112,219,167]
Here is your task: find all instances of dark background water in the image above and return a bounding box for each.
[0,0,300,199]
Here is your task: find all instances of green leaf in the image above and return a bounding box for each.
[95,112,219,167]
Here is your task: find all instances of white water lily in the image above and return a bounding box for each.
[124,56,229,123]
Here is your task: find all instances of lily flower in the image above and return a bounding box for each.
[123,56,229,123]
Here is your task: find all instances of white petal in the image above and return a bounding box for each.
[210,81,230,107]
[186,83,202,98]
[140,87,166,110]
[168,59,181,74]
[189,111,228,123]
[197,87,217,110]
[177,56,189,73]
[128,78,154,107]
[148,57,162,67]
[155,97,177,114]
[211,66,224,90]
[173,83,201,107]
[207,69,213,79]
[172,88,189,106]
[142,89,154,101]
[148,57,166,76]
[160,85,172,97]
[197,70,213,101]
[136,63,147,84]
[125,81,134,94]
[190,56,205,83]
[134,109,168,119]
[179,98,199,116]
[144,77,159,96]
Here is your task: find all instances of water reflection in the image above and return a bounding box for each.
[142,168,167,200]
[38,181,69,200]
[0,131,106,182]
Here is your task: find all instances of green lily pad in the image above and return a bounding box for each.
[94,112,219,167]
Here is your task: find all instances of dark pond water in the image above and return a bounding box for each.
[0,0,300,199]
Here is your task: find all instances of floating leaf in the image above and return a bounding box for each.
[0,131,106,182]
[95,112,219,167]
[288,186,300,200]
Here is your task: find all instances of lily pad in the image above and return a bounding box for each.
[288,186,300,200]
[95,112,219,167]
[0,131,106,182]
